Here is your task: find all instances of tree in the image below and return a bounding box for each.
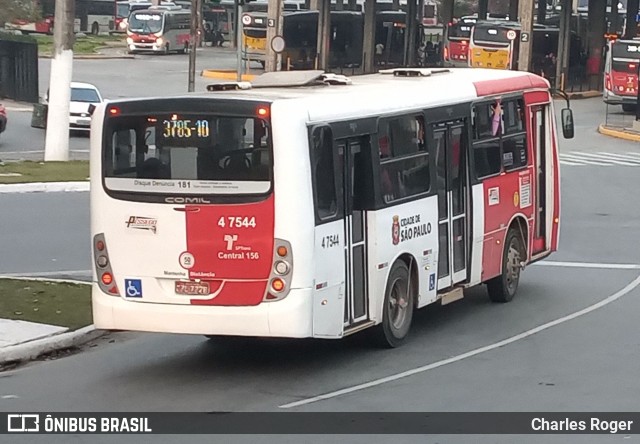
[0,0,41,26]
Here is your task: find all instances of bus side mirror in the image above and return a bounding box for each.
[561,108,574,139]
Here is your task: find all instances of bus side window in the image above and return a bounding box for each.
[312,126,338,220]
[378,115,430,203]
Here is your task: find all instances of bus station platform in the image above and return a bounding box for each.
[201,69,258,81]
[598,123,640,142]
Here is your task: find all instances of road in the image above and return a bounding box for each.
[1,58,640,443]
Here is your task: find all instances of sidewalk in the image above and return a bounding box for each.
[0,277,101,366]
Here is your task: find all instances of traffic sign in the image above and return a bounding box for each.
[507,30,517,41]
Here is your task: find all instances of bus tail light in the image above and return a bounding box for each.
[263,239,293,302]
[443,46,449,61]
[93,233,120,296]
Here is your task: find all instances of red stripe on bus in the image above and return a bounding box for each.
[184,194,275,306]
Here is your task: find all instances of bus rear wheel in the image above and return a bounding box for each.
[375,260,414,348]
[487,229,524,303]
[91,22,99,35]
[622,103,636,113]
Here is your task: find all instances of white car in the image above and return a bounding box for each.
[69,82,103,131]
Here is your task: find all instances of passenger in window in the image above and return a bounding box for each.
[491,100,503,137]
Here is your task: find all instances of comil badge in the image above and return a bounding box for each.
[392,215,400,245]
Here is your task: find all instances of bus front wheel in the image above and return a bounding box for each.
[375,260,414,348]
[163,43,170,55]
[487,229,524,303]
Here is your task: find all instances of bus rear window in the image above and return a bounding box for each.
[447,23,472,39]
[473,27,510,45]
[612,60,639,73]
[611,42,640,60]
[104,114,271,195]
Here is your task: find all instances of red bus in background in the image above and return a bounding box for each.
[443,17,475,67]
[603,37,640,112]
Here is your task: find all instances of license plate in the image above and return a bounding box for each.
[175,281,210,295]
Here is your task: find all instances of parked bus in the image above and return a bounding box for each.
[126,6,191,54]
[7,0,114,34]
[469,21,559,71]
[242,10,363,69]
[90,68,572,347]
[443,17,476,67]
[603,37,640,112]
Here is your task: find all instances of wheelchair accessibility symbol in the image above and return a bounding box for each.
[125,279,143,298]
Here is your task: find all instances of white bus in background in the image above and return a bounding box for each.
[90,68,571,347]
[126,6,191,54]
[7,0,114,34]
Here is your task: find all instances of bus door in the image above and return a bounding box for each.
[336,137,369,326]
[531,104,548,254]
[433,121,468,289]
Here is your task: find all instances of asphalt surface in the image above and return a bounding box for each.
[1,55,640,443]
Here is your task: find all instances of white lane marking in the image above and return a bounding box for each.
[534,261,640,270]
[570,152,639,166]
[558,154,610,166]
[558,160,583,166]
[598,152,640,162]
[279,273,640,409]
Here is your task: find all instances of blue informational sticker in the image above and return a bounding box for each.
[429,273,436,291]
[124,279,142,298]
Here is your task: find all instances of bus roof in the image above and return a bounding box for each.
[108,69,548,121]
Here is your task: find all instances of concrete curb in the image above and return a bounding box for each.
[598,124,640,142]
[566,91,602,100]
[0,181,89,194]
[0,325,104,365]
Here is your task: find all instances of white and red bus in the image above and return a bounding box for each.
[90,68,572,347]
[126,6,191,54]
[604,37,640,112]
[443,17,476,67]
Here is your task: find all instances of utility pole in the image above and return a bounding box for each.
[555,0,571,90]
[44,0,74,162]
[311,0,330,70]
[517,0,535,72]
[188,0,201,92]
[236,1,243,81]
[265,0,284,72]
[363,0,376,73]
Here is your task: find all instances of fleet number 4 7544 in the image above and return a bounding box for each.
[218,216,257,228]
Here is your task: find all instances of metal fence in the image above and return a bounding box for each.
[0,36,39,103]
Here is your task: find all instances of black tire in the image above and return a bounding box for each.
[163,43,170,55]
[91,22,99,35]
[374,260,414,348]
[487,229,524,303]
[622,103,636,113]
[180,43,188,54]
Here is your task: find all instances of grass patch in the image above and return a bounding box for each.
[0,160,89,184]
[0,279,92,330]
[34,34,125,55]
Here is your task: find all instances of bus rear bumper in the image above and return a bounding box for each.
[603,91,637,106]
[92,284,313,338]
